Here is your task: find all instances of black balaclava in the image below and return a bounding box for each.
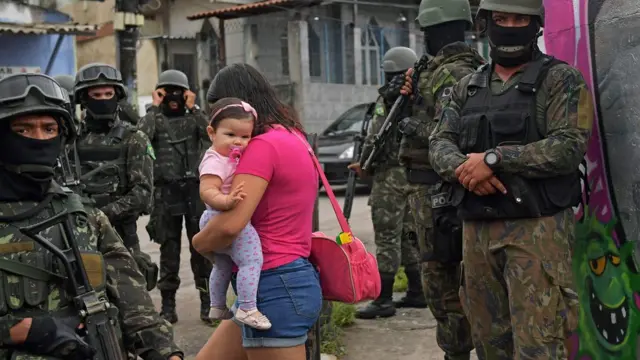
[84,93,119,133]
[161,87,187,117]
[423,20,467,56]
[487,16,540,67]
[0,120,62,201]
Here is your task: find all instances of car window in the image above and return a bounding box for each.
[323,104,369,136]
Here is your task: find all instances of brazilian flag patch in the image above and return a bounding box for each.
[146,144,156,160]
[375,103,385,116]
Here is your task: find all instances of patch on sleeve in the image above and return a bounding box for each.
[440,86,453,100]
[146,143,156,160]
[375,103,385,116]
[576,87,594,130]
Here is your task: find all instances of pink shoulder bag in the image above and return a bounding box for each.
[295,131,381,304]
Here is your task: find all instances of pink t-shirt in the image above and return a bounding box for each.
[199,149,236,194]
[235,126,318,270]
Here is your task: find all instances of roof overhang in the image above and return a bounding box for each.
[187,0,323,21]
[0,22,98,36]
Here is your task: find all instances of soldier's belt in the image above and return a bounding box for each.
[406,168,440,185]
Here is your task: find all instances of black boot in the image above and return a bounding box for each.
[160,291,178,324]
[394,269,428,308]
[199,289,213,325]
[356,272,396,319]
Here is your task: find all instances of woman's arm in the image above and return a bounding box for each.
[193,173,268,253]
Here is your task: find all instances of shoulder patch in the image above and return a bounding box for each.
[146,143,156,160]
[375,103,385,116]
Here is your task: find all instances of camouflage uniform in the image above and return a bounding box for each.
[399,41,484,359]
[137,69,212,324]
[0,72,182,360]
[72,64,158,292]
[356,96,423,319]
[429,21,592,360]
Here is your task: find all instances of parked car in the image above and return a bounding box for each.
[316,102,375,189]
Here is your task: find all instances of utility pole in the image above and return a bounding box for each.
[114,0,145,112]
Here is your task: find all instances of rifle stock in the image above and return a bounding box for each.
[361,56,430,172]
[343,103,375,221]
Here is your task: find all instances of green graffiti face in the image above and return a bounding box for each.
[574,214,640,358]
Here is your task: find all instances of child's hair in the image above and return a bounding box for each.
[209,97,257,129]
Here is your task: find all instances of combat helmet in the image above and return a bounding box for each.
[73,63,127,101]
[53,74,75,102]
[0,73,76,143]
[476,0,544,25]
[382,47,418,73]
[416,0,473,28]
[156,69,190,90]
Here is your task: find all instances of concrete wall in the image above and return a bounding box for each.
[0,1,77,76]
[76,35,117,69]
[301,83,378,133]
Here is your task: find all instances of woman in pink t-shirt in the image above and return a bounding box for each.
[193,63,321,360]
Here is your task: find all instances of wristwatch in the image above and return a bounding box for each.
[484,149,501,169]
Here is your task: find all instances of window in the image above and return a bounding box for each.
[360,18,383,85]
[322,104,369,136]
[308,22,322,77]
[281,28,289,76]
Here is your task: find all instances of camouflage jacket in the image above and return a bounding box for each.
[399,42,485,170]
[75,121,154,222]
[137,106,210,185]
[359,96,401,170]
[0,182,182,359]
[429,57,594,183]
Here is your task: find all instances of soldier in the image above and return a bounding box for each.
[392,0,486,358]
[72,63,159,291]
[348,47,426,319]
[137,70,212,324]
[427,0,591,358]
[0,72,182,360]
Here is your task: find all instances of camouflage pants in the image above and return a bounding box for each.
[369,166,421,274]
[154,185,213,294]
[460,209,579,360]
[409,184,473,359]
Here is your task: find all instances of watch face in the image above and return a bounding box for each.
[486,152,498,165]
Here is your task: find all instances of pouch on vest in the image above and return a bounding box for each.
[427,188,462,263]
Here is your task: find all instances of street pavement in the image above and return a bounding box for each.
[138,189,472,359]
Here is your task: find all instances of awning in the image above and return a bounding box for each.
[187,0,323,21]
[140,35,196,41]
[0,22,98,36]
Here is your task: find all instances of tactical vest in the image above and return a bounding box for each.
[371,97,401,170]
[0,187,113,359]
[75,123,134,209]
[455,55,582,220]
[152,112,202,184]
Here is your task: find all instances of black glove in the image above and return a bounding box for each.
[398,117,420,137]
[378,74,406,103]
[132,251,159,291]
[22,317,96,360]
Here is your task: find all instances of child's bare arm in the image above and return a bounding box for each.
[200,175,247,211]
[200,175,232,211]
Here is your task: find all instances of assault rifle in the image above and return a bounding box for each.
[362,55,430,172]
[343,102,375,222]
[19,197,127,360]
[57,142,82,193]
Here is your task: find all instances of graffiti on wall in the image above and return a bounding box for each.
[542,0,640,358]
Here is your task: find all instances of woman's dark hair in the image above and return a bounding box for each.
[207,63,304,136]
[208,97,255,129]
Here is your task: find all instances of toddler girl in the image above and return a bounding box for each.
[198,97,271,330]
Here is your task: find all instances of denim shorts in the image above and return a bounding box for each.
[230,257,323,348]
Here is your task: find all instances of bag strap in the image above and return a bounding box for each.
[290,129,352,235]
